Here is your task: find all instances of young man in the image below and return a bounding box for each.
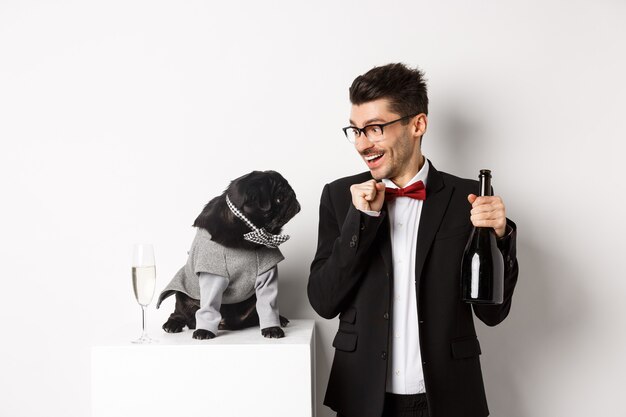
[308,63,519,417]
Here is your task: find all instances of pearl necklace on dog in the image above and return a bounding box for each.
[225,195,291,248]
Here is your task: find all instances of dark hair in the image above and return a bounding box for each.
[349,63,429,120]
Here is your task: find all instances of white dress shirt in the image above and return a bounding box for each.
[360,159,430,394]
[383,159,429,394]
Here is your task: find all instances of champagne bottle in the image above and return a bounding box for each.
[461,169,504,304]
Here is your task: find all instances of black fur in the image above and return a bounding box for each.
[162,170,300,339]
[192,329,215,340]
[192,170,300,250]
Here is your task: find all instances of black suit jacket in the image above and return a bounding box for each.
[307,161,519,417]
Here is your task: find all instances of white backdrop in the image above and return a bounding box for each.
[1,1,625,416]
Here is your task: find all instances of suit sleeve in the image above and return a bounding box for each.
[307,183,387,319]
[472,218,519,326]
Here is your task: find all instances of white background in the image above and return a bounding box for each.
[1,1,625,416]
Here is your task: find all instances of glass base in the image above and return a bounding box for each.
[131,334,158,344]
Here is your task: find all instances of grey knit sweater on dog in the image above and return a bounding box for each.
[156,228,284,307]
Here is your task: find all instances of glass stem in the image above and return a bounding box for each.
[141,305,147,338]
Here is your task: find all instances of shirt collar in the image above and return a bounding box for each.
[382,157,430,189]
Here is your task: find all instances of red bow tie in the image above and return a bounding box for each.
[385,180,426,201]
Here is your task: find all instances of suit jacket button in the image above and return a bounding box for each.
[351,235,358,242]
[349,241,356,248]
[360,223,366,230]
[381,351,387,360]
[383,312,389,320]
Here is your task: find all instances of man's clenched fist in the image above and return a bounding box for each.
[350,180,386,212]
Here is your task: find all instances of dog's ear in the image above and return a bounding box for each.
[243,179,272,212]
[227,171,259,208]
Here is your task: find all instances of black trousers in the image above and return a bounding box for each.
[338,392,429,417]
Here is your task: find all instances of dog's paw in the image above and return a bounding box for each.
[261,326,285,339]
[162,319,185,333]
[279,315,290,328]
[192,329,216,340]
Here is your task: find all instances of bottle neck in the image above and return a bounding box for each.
[478,171,492,197]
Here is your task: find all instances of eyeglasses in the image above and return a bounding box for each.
[342,113,419,144]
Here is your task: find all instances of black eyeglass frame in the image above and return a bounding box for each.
[342,113,420,143]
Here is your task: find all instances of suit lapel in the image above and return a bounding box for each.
[377,213,393,276]
[415,162,454,300]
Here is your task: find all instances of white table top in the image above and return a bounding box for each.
[92,318,315,347]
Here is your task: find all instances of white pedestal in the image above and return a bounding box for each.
[91,319,315,417]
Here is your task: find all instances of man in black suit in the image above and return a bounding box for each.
[307,63,519,417]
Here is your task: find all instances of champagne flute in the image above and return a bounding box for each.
[131,244,157,344]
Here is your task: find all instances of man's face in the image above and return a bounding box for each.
[349,98,425,186]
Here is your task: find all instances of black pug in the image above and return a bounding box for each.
[156,170,300,339]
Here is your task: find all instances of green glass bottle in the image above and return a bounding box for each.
[461,170,504,304]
